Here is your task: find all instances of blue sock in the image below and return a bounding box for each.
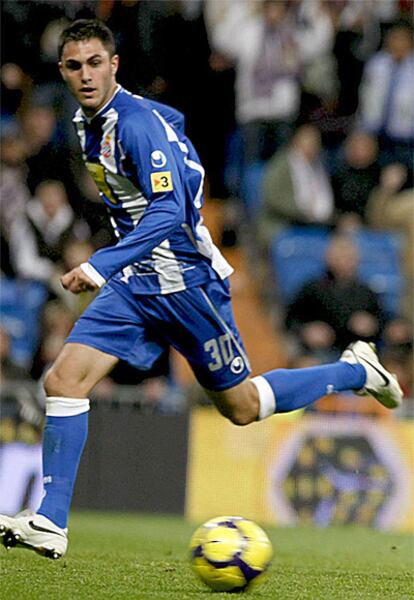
[38,411,88,528]
[263,362,366,413]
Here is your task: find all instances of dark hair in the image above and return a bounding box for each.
[58,19,116,59]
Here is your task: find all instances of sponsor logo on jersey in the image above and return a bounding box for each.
[151,150,167,168]
[230,356,244,374]
[101,134,112,158]
[150,171,173,193]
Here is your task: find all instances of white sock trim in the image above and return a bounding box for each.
[251,376,276,420]
[46,397,90,417]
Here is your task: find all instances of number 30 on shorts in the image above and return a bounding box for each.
[204,334,235,372]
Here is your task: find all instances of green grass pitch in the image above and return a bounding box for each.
[1,512,413,599]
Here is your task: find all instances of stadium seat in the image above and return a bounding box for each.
[353,230,403,318]
[0,278,48,367]
[270,227,403,317]
[270,226,330,304]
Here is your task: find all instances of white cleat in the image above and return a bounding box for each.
[340,341,403,409]
[0,511,68,559]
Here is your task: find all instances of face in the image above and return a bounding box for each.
[345,132,377,168]
[386,28,412,62]
[293,126,321,161]
[22,106,56,144]
[263,1,287,26]
[36,181,67,218]
[59,38,119,117]
[326,239,359,279]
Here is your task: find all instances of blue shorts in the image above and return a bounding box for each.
[67,278,250,391]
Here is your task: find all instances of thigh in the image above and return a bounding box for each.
[48,342,119,395]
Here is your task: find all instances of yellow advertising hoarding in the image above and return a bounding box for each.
[186,408,414,532]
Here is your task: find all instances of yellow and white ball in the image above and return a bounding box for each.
[189,516,273,592]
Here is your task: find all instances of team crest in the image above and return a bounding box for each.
[101,134,112,158]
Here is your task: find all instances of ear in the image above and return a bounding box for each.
[58,62,66,81]
[111,54,119,76]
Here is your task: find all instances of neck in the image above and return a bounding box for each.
[83,83,119,118]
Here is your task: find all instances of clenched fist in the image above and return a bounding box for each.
[61,266,99,294]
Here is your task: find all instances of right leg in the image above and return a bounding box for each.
[0,343,118,558]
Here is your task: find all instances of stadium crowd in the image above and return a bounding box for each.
[0,0,413,420]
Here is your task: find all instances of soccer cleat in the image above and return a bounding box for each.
[340,341,403,409]
[0,511,68,559]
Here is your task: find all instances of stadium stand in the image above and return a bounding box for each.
[0,278,48,367]
[270,226,403,317]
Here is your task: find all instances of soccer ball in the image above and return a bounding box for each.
[189,516,273,592]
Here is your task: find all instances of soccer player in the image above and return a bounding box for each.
[0,19,403,559]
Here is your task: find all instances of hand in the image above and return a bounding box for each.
[379,164,407,194]
[60,266,99,294]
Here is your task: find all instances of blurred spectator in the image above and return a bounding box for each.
[0,327,31,384]
[103,0,164,98]
[150,2,215,182]
[331,0,382,119]
[294,0,339,108]
[1,62,33,118]
[0,125,30,277]
[211,0,334,165]
[9,179,90,287]
[366,163,413,320]
[0,325,43,515]
[30,299,74,381]
[357,21,414,169]
[380,317,413,404]
[382,317,413,356]
[285,235,385,360]
[202,1,238,199]
[332,130,380,222]
[0,325,43,440]
[258,124,334,251]
[41,299,74,340]
[20,104,77,195]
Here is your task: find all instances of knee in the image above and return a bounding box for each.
[226,405,256,426]
[44,364,87,398]
[43,366,65,397]
[206,381,259,426]
[227,413,255,426]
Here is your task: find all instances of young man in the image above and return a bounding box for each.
[0,20,402,559]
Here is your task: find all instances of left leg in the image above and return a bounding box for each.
[149,280,403,425]
[204,341,403,425]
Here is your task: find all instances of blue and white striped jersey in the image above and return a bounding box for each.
[73,85,233,294]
